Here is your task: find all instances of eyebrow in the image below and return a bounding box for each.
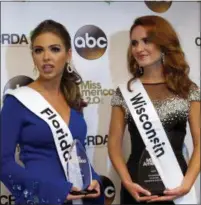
[32,44,62,48]
[131,37,148,41]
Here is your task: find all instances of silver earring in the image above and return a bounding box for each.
[75,78,82,84]
[161,53,165,64]
[139,67,143,75]
[137,64,143,75]
[66,62,74,73]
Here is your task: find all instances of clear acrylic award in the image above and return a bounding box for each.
[138,149,165,195]
[67,139,97,195]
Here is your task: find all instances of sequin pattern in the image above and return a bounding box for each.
[111,86,200,125]
[8,175,50,204]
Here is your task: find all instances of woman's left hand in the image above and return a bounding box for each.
[147,184,190,203]
[84,180,101,198]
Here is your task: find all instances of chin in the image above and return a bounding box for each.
[40,73,56,80]
[139,61,156,68]
[139,62,150,67]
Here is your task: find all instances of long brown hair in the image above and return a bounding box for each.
[127,15,194,98]
[30,20,86,111]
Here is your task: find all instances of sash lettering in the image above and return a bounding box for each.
[130,93,165,158]
[40,107,71,162]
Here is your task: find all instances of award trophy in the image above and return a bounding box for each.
[67,139,97,195]
[138,149,165,196]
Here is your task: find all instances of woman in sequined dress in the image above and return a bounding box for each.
[0,20,104,205]
[108,15,200,204]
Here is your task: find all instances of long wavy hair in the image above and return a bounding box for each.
[127,15,194,98]
[30,20,86,111]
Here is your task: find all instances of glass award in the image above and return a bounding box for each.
[138,149,165,195]
[67,139,97,195]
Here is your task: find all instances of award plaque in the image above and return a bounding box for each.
[67,139,97,195]
[138,149,165,195]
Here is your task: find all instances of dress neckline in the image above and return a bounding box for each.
[25,86,72,127]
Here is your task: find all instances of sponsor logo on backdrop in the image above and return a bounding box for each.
[80,81,114,104]
[3,76,34,99]
[0,34,29,46]
[1,76,34,108]
[100,175,116,205]
[195,35,201,47]
[85,135,108,147]
[0,195,15,205]
[74,25,108,60]
[145,0,172,13]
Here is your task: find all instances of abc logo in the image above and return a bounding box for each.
[145,1,172,13]
[195,36,201,47]
[74,25,107,60]
[100,175,115,205]
[3,75,34,100]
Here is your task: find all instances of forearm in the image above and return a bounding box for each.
[182,144,200,190]
[108,140,132,185]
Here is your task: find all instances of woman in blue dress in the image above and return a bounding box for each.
[1,19,104,205]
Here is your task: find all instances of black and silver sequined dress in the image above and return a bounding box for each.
[111,82,200,204]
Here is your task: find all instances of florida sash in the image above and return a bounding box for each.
[6,86,83,204]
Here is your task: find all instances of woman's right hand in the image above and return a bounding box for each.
[124,181,158,202]
[66,187,85,201]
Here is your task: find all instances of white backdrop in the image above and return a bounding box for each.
[1,1,200,205]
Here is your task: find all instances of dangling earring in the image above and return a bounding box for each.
[66,61,82,84]
[137,64,144,75]
[75,76,82,84]
[161,52,165,64]
[66,62,74,73]
[139,67,144,75]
